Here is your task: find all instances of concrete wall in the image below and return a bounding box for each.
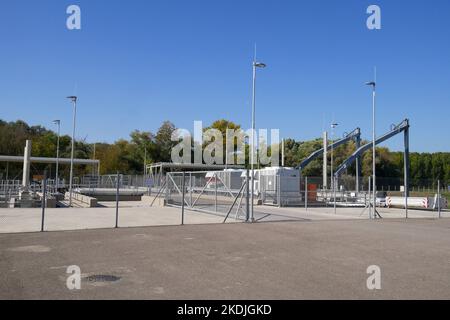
[141,195,166,207]
[65,192,98,207]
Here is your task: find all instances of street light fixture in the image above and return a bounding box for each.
[365,80,376,219]
[53,120,61,192]
[250,60,266,222]
[66,96,77,207]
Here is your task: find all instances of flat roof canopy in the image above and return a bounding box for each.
[146,162,244,171]
[0,155,99,165]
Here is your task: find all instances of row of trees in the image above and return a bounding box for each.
[0,119,177,180]
[0,119,449,185]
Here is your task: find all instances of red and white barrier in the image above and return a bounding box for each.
[386,196,447,209]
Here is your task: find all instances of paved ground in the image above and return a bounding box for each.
[0,201,445,233]
[1,218,450,299]
[0,203,227,233]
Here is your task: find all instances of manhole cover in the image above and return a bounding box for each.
[83,274,121,283]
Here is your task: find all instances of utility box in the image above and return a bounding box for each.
[258,167,302,206]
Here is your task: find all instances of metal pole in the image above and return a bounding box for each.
[251,62,256,222]
[404,125,410,218]
[41,171,47,232]
[405,185,408,219]
[355,134,361,192]
[372,84,377,221]
[331,133,333,192]
[438,180,441,219]
[323,132,328,190]
[92,143,96,177]
[189,172,192,207]
[143,147,147,188]
[54,120,60,191]
[181,172,185,225]
[115,172,120,228]
[68,97,77,207]
[331,123,338,213]
[368,176,372,219]
[333,176,337,214]
[245,169,250,222]
[249,58,266,221]
[215,172,218,212]
[277,174,281,208]
[305,176,308,211]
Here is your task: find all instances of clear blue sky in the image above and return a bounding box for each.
[0,0,449,152]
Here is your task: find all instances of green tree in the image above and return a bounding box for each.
[155,121,176,162]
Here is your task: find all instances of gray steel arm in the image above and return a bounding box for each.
[296,128,361,170]
[334,119,409,177]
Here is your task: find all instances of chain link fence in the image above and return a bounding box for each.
[1,170,448,233]
[163,171,249,222]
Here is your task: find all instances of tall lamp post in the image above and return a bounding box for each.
[365,81,376,219]
[331,122,338,214]
[250,60,266,222]
[67,96,77,207]
[53,120,61,192]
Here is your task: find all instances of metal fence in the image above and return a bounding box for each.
[0,169,449,236]
[163,171,250,222]
[0,179,59,207]
[147,171,449,213]
[80,174,148,189]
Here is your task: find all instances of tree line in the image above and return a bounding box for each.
[0,119,448,186]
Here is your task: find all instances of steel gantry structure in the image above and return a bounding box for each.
[295,127,362,191]
[334,118,410,196]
